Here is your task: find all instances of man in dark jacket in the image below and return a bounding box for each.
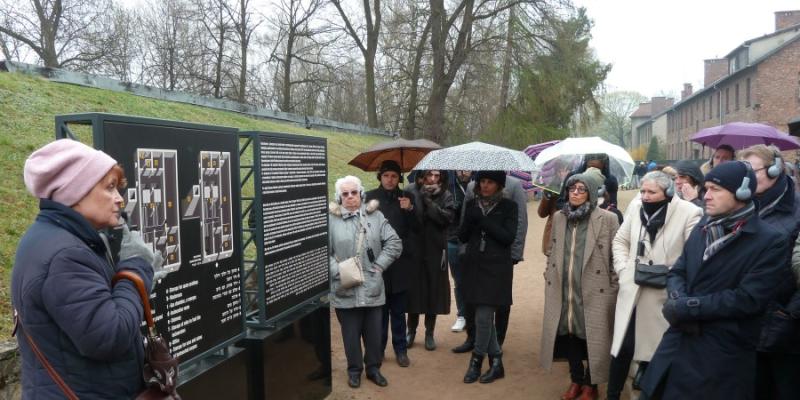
[365,160,415,368]
[640,161,792,400]
[739,145,800,400]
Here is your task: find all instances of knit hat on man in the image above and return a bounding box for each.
[704,160,756,200]
[566,167,605,206]
[377,159,402,178]
[24,139,117,206]
[476,170,506,187]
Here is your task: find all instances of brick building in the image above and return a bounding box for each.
[632,11,800,161]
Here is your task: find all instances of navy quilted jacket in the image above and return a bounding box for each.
[12,199,153,399]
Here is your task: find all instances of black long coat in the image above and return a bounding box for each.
[640,214,791,400]
[458,198,518,306]
[404,183,454,315]
[365,187,417,294]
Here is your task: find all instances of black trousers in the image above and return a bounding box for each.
[558,334,592,386]
[407,313,436,334]
[755,351,800,400]
[336,306,382,377]
[607,312,636,399]
[381,291,408,355]
[463,303,511,345]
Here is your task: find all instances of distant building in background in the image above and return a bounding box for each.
[630,10,800,160]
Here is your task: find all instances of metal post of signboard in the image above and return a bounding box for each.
[238,132,269,327]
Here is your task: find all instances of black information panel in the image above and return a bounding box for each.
[259,133,328,320]
[101,120,244,364]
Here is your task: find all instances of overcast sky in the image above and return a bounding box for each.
[573,0,800,98]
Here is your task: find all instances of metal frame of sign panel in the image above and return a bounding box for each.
[54,113,246,379]
[238,131,329,329]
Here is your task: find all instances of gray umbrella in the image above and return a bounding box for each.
[413,141,538,171]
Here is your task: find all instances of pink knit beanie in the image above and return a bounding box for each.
[24,139,117,206]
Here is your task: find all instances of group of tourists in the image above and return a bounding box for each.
[327,161,529,388]
[329,143,799,400]
[10,137,799,400]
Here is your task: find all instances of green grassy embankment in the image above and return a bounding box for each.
[0,71,386,337]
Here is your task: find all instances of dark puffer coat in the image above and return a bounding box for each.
[12,200,153,399]
[458,198,518,306]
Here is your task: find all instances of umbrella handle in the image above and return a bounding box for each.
[112,270,155,331]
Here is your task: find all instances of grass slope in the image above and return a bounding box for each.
[0,71,386,337]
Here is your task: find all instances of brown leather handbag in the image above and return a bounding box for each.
[113,270,181,400]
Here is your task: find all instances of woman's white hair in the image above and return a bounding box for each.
[641,171,674,195]
[334,175,364,202]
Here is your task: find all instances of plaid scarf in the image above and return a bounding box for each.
[758,178,786,218]
[703,202,756,261]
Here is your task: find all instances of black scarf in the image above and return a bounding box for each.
[639,199,669,243]
[757,176,787,218]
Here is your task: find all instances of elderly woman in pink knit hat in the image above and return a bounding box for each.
[12,139,159,399]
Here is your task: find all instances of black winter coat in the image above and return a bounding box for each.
[640,213,791,400]
[365,187,417,294]
[459,198,518,306]
[754,175,800,354]
[404,183,454,315]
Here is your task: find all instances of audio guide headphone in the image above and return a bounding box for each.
[736,161,754,202]
[767,148,784,179]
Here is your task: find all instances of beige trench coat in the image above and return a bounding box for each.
[540,207,620,384]
[610,196,702,361]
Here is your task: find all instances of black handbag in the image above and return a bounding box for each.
[634,263,668,289]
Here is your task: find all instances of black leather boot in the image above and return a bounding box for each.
[463,352,484,384]
[479,353,504,383]
[451,337,474,353]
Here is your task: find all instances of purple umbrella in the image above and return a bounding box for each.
[524,140,561,159]
[691,122,800,150]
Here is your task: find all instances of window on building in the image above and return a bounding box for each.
[709,96,713,119]
[746,78,751,107]
[735,84,740,110]
[702,99,706,121]
[716,93,721,117]
[725,87,730,114]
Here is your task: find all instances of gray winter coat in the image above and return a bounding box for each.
[328,200,402,309]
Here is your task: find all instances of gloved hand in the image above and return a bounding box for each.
[119,223,157,267]
[662,298,680,326]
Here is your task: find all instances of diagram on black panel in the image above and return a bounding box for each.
[198,151,234,263]
[123,149,182,272]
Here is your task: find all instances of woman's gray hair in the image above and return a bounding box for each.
[641,171,674,194]
[334,175,364,201]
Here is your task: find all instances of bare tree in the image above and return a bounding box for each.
[139,0,196,90]
[595,91,648,147]
[0,0,116,68]
[331,0,381,128]
[194,0,233,98]
[268,0,331,112]
[223,0,261,103]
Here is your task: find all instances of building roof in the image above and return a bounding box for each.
[630,103,652,118]
[724,22,800,59]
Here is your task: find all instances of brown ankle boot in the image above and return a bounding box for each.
[577,385,598,400]
[561,383,581,400]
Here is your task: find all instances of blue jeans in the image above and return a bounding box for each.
[447,240,464,317]
[381,291,408,355]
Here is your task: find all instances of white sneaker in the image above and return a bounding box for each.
[451,316,466,332]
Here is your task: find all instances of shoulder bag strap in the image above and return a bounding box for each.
[355,215,366,260]
[14,310,80,400]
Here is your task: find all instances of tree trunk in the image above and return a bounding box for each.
[499,6,514,108]
[365,48,377,127]
[280,28,295,112]
[237,0,247,103]
[403,17,431,139]
[214,16,225,98]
